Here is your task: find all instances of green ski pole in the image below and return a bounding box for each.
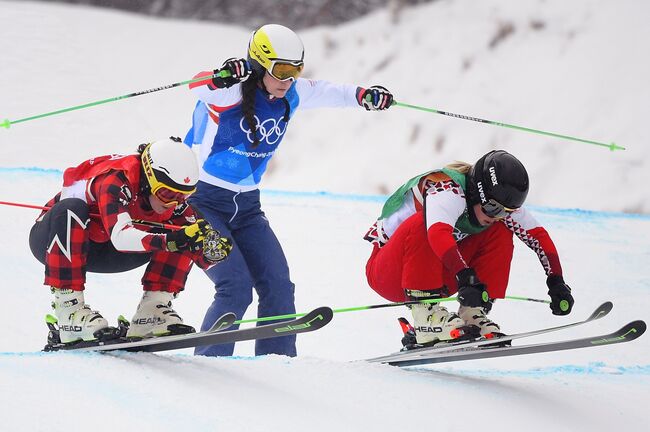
[393,100,624,151]
[1,70,232,129]
[235,295,549,324]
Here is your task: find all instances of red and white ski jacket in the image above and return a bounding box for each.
[365,172,563,278]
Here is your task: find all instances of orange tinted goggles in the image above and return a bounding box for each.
[153,185,192,205]
[269,60,304,81]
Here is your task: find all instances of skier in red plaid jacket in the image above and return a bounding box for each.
[29,137,233,345]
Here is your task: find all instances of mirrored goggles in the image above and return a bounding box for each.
[481,198,517,219]
[152,184,194,206]
[268,60,304,82]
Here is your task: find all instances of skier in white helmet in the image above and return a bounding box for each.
[184,24,394,357]
[29,137,233,346]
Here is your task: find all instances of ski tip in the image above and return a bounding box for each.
[207,312,237,332]
[620,320,647,341]
[312,306,334,321]
[591,320,647,346]
[590,301,614,320]
[1,118,11,129]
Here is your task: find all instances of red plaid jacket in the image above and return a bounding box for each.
[40,154,213,292]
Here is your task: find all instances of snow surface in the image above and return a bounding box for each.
[0,1,649,431]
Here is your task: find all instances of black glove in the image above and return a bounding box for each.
[456,268,490,308]
[357,85,393,111]
[202,229,233,264]
[166,219,212,253]
[547,275,574,315]
[212,58,252,88]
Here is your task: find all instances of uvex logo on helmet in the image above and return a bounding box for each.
[489,166,499,186]
[477,181,487,204]
[469,150,530,209]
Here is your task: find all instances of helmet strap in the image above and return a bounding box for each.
[465,203,482,227]
[139,165,152,200]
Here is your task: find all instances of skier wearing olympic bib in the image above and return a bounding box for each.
[364,150,575,347]
[185,23,393,357]
[29,138,232,345]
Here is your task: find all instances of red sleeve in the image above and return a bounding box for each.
[92,172,165,251]
[426,222,468,275]
[189,71,217,90]
[526,226,563,277]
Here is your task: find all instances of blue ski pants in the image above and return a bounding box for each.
[189,181,297,357]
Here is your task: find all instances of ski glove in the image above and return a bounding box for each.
[202,229,233,264]
[166,219,212,253]
[547,275,574,315]
[357,85,394,111]
[212,58,252,89]
[456,268,490,308]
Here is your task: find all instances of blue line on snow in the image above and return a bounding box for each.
[419,362,650,377]
[0,351,648,377]
[1,167,649,220]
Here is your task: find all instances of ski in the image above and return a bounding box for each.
[44,307,333,353]
[44,311,237,352]
[370,320,646,367]
[368,301,613,364]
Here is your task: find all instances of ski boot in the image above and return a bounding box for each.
[50,287,120,345]
[458,304,504,339]
[126,291,195,339]
[403,288,479,349]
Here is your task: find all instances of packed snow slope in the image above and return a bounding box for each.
[0,1,649,432]
[0,0,649,212]
[0,171,649,432]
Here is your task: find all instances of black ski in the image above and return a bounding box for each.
[369,320,646,367]
[44,311,238,352]
[45,307,333,353]
[369,301,613,364]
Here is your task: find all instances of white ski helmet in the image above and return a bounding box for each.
[141,137,199,202]
[248,24,305,81]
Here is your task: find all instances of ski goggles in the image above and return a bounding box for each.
[481,198,517,219]
[142,151,196,205]
[152,184,193,206]
[267,60,304,82]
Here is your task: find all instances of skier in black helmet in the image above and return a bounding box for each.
[364,150,574,347]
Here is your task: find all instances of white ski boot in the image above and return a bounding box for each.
[51,287,114,343]
[405,289,472,345]
[458,305,502,337]
[126,291,195,338]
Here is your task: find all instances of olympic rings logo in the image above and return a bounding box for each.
[239,115,287,145]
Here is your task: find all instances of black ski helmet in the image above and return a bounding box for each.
[466,150,529,210]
